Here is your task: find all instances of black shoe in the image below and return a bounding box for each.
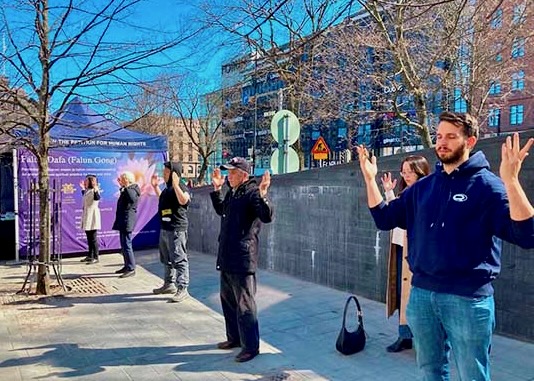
[217,340,240,350]
[235,349,259,363]
[86,258,99,264]
[387,338,412,353]
[80,256,92,262]
[115,267,127,274]
[119,270,135,278]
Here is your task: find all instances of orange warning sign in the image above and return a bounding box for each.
[311,136,330,160]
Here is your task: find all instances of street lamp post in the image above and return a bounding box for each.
[252,55,258,175]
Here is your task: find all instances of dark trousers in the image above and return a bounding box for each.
[220,272,259,353]
[120,231,135,271]
[85,230,99,259]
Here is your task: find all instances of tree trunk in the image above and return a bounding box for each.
[197,159,209,185]
[36,133,51,295]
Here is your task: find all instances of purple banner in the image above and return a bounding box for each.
[17,149,167,256]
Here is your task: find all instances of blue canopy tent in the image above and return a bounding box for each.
[14,97,168,261]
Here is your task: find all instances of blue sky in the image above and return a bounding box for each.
[0,0,232,112]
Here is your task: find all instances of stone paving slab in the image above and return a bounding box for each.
[0,249,533,381]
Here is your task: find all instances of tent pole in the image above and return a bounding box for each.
[12,148,20,263]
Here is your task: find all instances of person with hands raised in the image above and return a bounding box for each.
[151,161,192,302]
[80,175,102,264]
[381,156,430,353]
[357,112,534,381]
[209,157,273,363]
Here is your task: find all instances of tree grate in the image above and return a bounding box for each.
[66,276,111,295]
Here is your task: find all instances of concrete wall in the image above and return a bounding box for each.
[188,130,534,342]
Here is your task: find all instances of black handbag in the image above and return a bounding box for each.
[335,295,366,355]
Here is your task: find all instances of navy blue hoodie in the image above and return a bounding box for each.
[370,151,534,297]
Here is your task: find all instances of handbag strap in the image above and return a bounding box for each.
[341,295,364,328]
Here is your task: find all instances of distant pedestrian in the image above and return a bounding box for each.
[357,112,534,380]
[210,157,273,363]
[151,161,191,302]
[80,174,101,264]
[380,156,430,353]
[112,171,140,278]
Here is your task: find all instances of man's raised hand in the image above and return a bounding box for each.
[356,145,378,182]
[500,132,534,185]
[212,168,225,191]
[259,170,271,197]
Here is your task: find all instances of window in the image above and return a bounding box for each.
[490,9,503,29]
[454,88,467,113]
[489,81,501,95]
[188,154,193,161]
[512,37,525,58]
[178,131,184,137]
[488,108,501,128]
[513,3,526,25]
[494,43,503,62]
[510,105,524,125]
[512,71,525,91]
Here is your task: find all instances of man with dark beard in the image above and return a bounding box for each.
[357,111,534,381]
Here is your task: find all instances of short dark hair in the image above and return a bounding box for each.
[439,111,479,139]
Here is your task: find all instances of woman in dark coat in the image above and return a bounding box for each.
[112,171,140,278]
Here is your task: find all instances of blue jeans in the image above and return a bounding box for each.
[406,286,495,381]
[158,229,189,288]
[119,231,135,271]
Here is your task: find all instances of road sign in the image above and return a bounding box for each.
[270,109,300,145]
[270,147,299,174]
[311,136,330,160]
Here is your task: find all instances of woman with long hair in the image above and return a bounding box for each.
[80,175,101,264]
[381,155,431,352]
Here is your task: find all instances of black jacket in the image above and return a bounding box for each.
[112,184,140,232]
[210,178,273,273]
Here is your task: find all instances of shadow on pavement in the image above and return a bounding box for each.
[0,343,278,379]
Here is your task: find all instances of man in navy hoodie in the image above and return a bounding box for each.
[357,112,534,381]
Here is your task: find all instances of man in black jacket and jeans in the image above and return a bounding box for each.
[210,157,273,363]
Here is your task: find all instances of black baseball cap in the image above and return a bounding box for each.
[220,157,250,173]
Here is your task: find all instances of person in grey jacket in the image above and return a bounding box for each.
[210,157,273,363]
[80,174,101,264]
[112,171,140,278]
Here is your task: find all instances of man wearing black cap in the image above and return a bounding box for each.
[210,157,273,363]
[151,161,191,302]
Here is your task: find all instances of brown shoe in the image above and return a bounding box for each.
[235,349,259,363]
[217,340,240,350]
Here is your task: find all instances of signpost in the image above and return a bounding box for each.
[311,136,330,160]
[270,109,300,174]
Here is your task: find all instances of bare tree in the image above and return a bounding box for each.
[201,0,358,166]
[128,75,226,184]
[311,0,532,148]
[0,0,199,294]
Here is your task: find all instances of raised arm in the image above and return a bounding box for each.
[500,133,534,220]
[357,145,384,208]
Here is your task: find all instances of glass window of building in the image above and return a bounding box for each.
[511,37,525,58]
[454,88,467,113]
[490,8,503,29]
[510,105,524,125]
[489,81,501,95]
[511,70,525,91]
[488,108,501,128]
[512,3,526,25]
